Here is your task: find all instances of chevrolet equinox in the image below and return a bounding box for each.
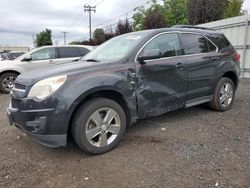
[6,26,240,154]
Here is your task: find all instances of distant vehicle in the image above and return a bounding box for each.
[0,51,25,61]
[6,26,240,155]
[0,45,94,93]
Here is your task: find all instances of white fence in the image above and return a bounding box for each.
[199,14,250,78]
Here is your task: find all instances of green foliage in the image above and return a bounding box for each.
[116,19,133,35]
[133,0,166,30]
[69,41,82,45]
[187,0,225,25]
[93,28,106,44]
[133,0,188,30]
[36,29,53,47]
[164,0,188,26]
[224,0,247,18]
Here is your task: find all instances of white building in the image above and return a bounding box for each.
[199,14,250,78]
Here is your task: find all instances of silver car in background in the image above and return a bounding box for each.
[0,45,94,93]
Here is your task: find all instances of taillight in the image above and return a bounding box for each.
[234,53,241,63]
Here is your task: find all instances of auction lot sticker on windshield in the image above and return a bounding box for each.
[126,36,142,40]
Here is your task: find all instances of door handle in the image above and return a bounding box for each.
[49,60,55,64]
[176,63,183,70]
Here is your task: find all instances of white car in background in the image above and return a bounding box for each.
[0,45,93,93]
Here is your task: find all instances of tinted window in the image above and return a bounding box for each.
[142,33,181,59]
[77,47,90,56]
[58,47,80,58]
[208,34,231,50]
[207,40,217,52]
[31,48,56,61]
[181,34,210,55]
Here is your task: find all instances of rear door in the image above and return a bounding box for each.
[136,32,188,118]
[179,33,218,103]
[57,47,82,64]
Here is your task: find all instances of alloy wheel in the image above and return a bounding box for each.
[85,108,121,148]
[219,82,234,108]
[2,76,15,91]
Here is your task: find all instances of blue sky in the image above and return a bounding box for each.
[0,0,249,47]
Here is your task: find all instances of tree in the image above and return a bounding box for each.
[36,29,53,47]
[69,41,82,45]
[133,0,188,30]
[133,0,166,30]
[143,11,166,29]
[187,0,225,25]
[116,19,133,35]
[93,28,106,45]
[164,0,188,26]
[224,0,247,18]
[104,28,116,41]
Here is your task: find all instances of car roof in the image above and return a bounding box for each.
[36,45,94,51]
[133,27,221,36]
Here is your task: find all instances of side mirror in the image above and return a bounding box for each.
[137,49,161,64]
[23,54,32,61]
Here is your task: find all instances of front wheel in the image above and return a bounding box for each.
[72,98,126,155]
[209,77,236,111]
[0,72,18,94]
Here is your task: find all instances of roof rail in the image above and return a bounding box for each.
[172,25,216,31]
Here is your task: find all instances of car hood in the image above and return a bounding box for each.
[0,60,20,65]
[16,60,111,86]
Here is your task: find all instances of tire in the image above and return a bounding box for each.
[72,98,126,155]
[0,72,18,94]
[209,77,235,111]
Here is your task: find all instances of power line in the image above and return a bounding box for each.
[95,0,105,6]
[67,7,84,28]
[92,0,153,29]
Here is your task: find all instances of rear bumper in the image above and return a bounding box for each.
[6,104,67,148]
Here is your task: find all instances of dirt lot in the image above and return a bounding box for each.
[0,79,250,188]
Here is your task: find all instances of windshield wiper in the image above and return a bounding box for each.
[73,57,82,62]
[85,59,100,62]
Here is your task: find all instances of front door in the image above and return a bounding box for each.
[22,47,58,71]
[135,33,188,118]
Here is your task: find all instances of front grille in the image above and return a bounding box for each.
[14,83,26,91]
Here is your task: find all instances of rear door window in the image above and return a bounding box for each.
[57,47,80,58]
[180,34,210,55]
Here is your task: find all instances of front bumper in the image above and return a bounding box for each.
[6,101,67,148]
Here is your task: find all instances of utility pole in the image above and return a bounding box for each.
[32,35,36,48]
[84,5,96,40]
[61,31,69,45]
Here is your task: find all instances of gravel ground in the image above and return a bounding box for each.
[0,79,250,188]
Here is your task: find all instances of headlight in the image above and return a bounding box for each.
[28,75,67,100]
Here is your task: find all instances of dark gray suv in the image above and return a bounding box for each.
[6,26,240,154]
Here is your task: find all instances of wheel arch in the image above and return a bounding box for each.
[0,70,21,77]
[66,88,131,137]
[222,71,239,88]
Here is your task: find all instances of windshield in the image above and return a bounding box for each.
[83,33,146,62]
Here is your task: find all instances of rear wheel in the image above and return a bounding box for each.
[209,77,235,111]
[72,98,126,155]
[0,72,18,93]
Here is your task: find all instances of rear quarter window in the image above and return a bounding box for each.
[77,47,90,56]
[208,34,231,50]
